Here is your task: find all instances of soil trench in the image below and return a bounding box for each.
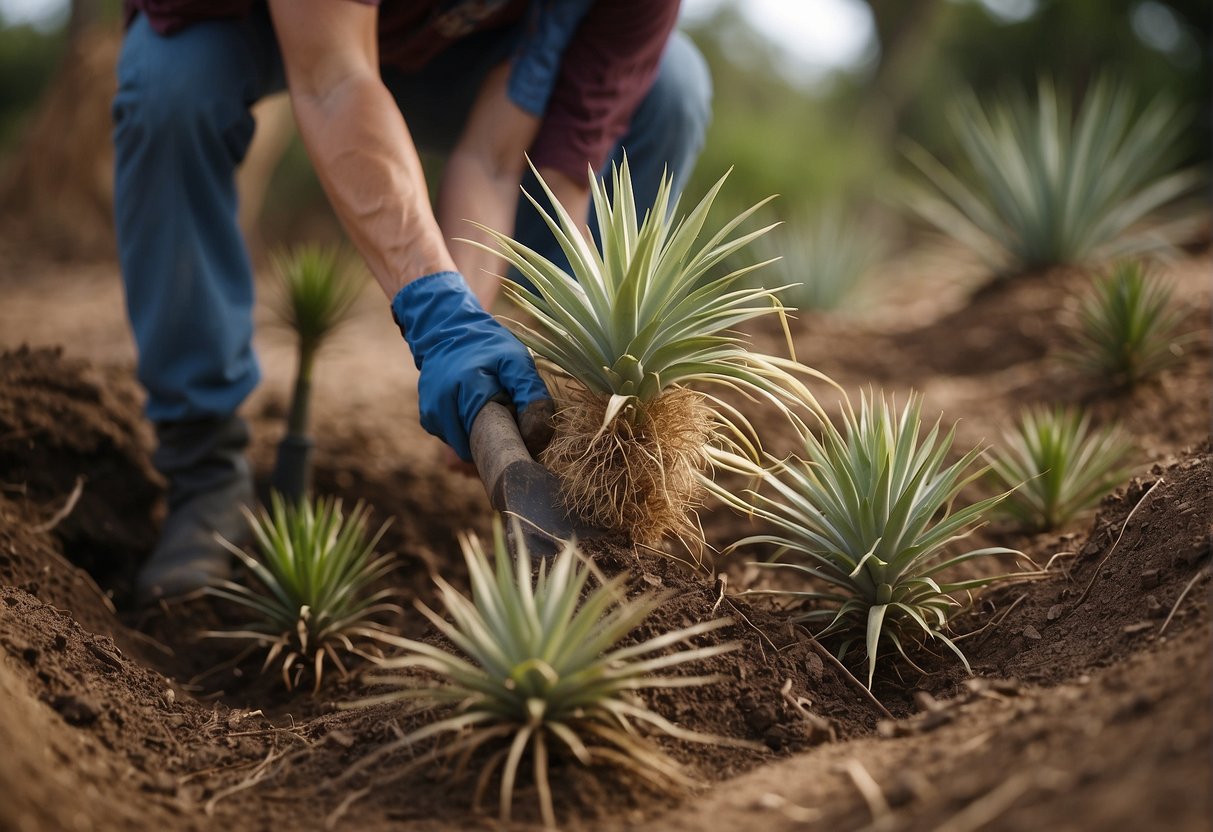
[0,250,1209,831]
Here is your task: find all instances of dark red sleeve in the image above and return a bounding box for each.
[530,0,681,180]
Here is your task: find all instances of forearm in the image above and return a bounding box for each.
[438,149,522,309]
[290,77,455,298]
[439,157,591,309]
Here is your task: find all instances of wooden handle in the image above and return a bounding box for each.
[469,400,531,510]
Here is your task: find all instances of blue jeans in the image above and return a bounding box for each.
[112,8,712,423]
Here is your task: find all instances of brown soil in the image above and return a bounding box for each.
[0,247,1209,831]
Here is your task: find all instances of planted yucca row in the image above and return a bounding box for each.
[1065,260,1190,389]
[472,157,826,543]
[753,204,887,313]
[904,77,1203,275]
[708,393,1022,689]
[987,406,1133,533]
[342,518,750,828]
[206,493,400,690]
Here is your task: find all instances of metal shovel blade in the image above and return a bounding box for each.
[469,400,577,558]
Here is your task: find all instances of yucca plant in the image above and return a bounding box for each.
[270,245,363,501]
[1065,260,1190,388]
[986,406,1133,532]
[345,518,748,828]
[206,493,399,690]
[470,156,824,543]
[708,393,1019,689]
[754,206,887,312]
[903,77,1204,275]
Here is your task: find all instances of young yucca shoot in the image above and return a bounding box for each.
[903,77,1203,275]
[469,156,827,543]
[270,245,363,501]
[986,406,1134,533]
[206,493,399,691]
[1065,260,1190,389]
[708,392,1022,689]
[343,517,751,829]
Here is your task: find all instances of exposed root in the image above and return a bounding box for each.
[542,385,714,545]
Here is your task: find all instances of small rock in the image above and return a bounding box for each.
[1022,625,1042,640]
[746,704,778,734]
[920,709,953,732]
[1122,622,1154,635]
[1140,569,1161,589]
[876,720,900,739]
[53,693,101,726]
[1047,604,1065,621]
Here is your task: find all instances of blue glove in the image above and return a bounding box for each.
[392,271,550,461]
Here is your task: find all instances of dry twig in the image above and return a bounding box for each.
[31,476,84,533]
[1159,566,1209,635]
[1070,478,1164,613]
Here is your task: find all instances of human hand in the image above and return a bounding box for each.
[392,271,551,462]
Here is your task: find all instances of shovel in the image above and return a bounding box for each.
[468,399,583,558]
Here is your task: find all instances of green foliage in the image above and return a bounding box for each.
[755,207,887,312]
[987,406,1134,532]
[272,244,362,359]
[1066,260,1189,388]
[903,77,1204,274]
[350,519,747,827]
[471,156,821,434]
[206,493,399,690]
[709,393,1018,688]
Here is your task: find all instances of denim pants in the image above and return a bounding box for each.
[111,7,713,423]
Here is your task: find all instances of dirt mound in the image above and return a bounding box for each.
[964,443,1210,684]
[0,346,160,588]
[0,587,274,832]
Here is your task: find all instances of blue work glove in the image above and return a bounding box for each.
[392,271,550,462]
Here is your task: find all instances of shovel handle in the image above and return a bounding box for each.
[469,400,532,510]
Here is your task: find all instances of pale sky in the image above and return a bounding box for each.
[681,0,876,83]
[1,0,877,82]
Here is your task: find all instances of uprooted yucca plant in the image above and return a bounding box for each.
[342,518,749,828]
[206,493,399,690]
[471,157,823,544]
[709,393,1022,688]
[986,406,1133,532]
[903,77,1204,275]
[1064,260,1191,389]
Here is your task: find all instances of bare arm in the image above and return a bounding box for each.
[268,0,454,298]
[438,63,590,309]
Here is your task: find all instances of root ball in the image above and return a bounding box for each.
[542,385,714,544]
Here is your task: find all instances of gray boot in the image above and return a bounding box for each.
[136,416,254,604]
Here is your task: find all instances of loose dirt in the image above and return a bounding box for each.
[0,248,1208,831]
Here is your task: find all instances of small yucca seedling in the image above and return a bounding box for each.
[708,393,1019,689]
[1065,260,1190,388]
[270,245,364,500]
[206,493,399,690]
[470,156,823,543]
[903,77,1203,275]
[986,406,1133,533]
[754,206,886,312]
[344,518,748,828]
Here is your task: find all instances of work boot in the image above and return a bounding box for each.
[136,416,254,604]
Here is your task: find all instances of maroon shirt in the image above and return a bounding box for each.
[124,0,680,179]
